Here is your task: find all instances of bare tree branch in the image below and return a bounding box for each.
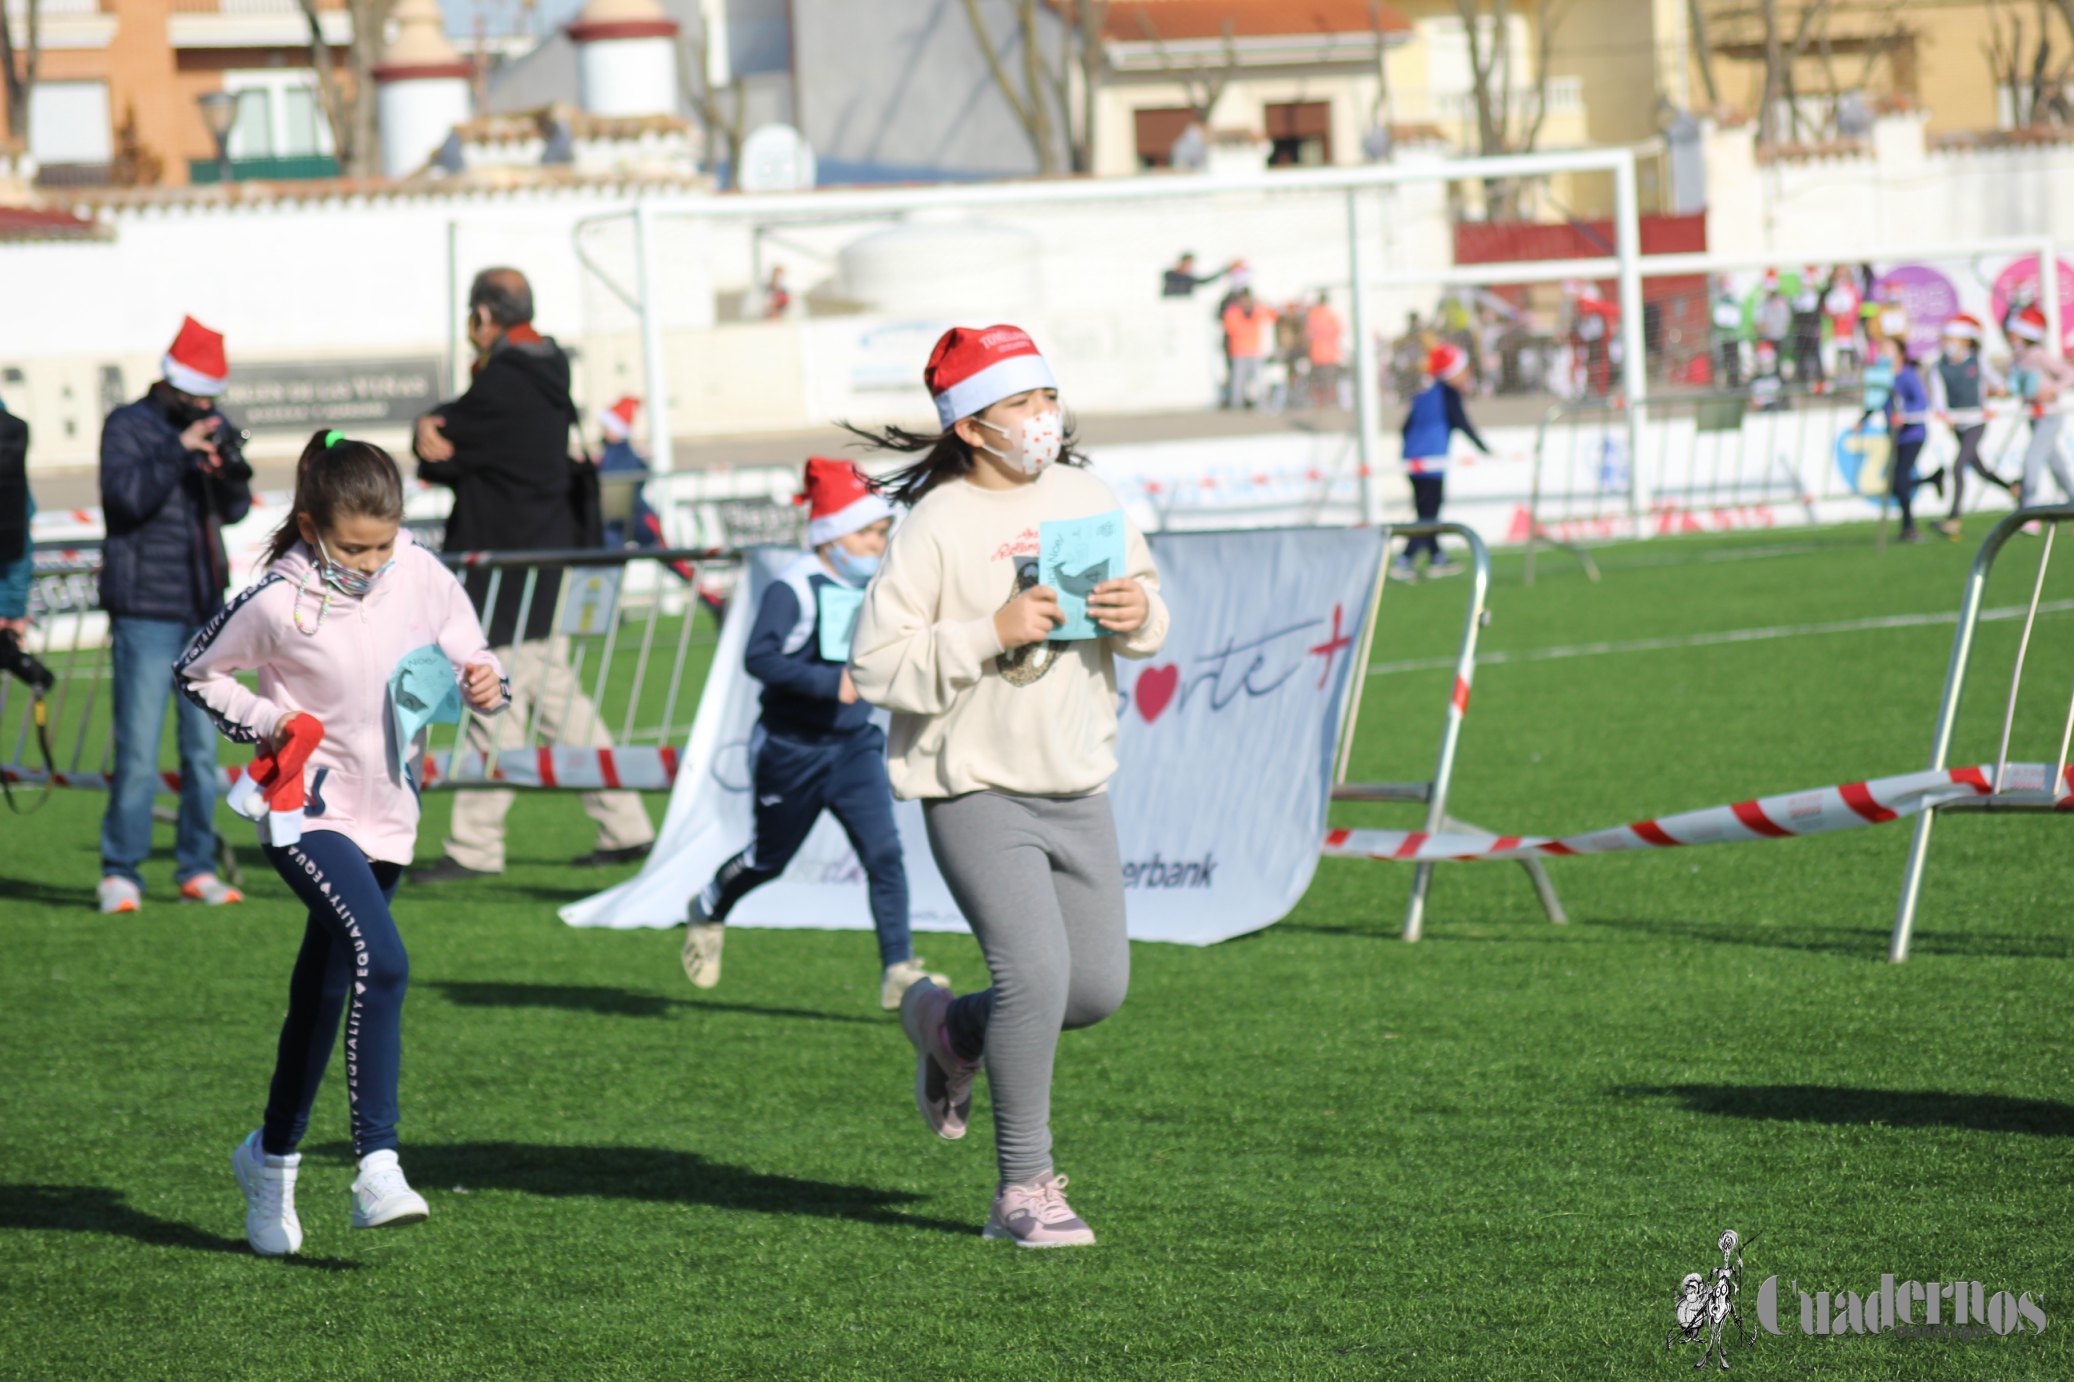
[1687,0,1719,107]
[294,0,354,167]
[678,20,747,188]
[2,0,41,148]
[960,0,1054,171]
[1520,0,1565,153]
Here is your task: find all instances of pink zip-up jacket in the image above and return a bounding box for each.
[176,530,507,864]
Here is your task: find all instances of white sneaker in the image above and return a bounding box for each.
[682,921,725,989]
[232,1130,302,1257]
[879,957,950,1011]
[97,876,141,915]
[349,1150,429,1230]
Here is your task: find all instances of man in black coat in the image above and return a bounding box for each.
[411,268,654,883]
[96,317,254,914]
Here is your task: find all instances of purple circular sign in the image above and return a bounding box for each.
[1871,264,1960,359]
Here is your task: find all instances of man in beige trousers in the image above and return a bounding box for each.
[410,268,654,881]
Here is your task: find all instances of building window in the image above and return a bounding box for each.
[1134,106,1197,169]
[29,80,113,171]
[222,70,335,160]
[1265,101,1332,166]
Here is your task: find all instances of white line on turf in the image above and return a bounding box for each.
[1367,599,2074,676]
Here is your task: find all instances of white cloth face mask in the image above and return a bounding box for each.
[976,409,1064,476]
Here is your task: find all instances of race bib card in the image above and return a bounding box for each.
[816,583,864,662]
[1039,509,1127,641]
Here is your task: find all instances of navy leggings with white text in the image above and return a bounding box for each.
[258,830,408,1159]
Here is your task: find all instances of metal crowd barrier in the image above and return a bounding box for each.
[1888,504,2074,962]
[1520,389,2048,585]
[1329,520,1566,940]
[0,544,742,797]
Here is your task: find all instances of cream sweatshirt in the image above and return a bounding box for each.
[849,463,1168,800]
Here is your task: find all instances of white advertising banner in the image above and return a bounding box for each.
[560,527,1382,946]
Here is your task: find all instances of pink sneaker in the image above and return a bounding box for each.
[899,979,976,1140]
[983,1172,1096,1248]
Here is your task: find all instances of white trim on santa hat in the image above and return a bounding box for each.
[934,352,1058,430]
[807,490,892,547]
[1942,315,1983,342]
[162,353,227,397]
[2011,310,2048,342]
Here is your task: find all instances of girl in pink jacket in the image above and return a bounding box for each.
[177,429,506,1257]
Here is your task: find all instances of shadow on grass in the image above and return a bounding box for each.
[380,1143,972,1236]
[1589,914,2073,960]
[0,1185,358,1269]
[425,980,880,1025]
[0,884,98,911]
[1610,1085,2074,1137]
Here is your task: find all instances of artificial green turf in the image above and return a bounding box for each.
[3,521,2070,1379]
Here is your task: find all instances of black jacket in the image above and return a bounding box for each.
[417,332,582,644]
[98,386,254,625]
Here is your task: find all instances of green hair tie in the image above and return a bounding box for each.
[323,429,345,449]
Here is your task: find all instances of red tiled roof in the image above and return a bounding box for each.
[0,205,105,242]
[1059,1,1410,42]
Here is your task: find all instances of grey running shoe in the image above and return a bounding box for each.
[97,876,141,915]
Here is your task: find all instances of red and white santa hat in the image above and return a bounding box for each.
[1942,313,1984,342]
[800,457,891,547]
[2011,306,2050,343]
[1426,343,1469,380]
[923,324,1057,430]
[162,315,228,396]
[598,396,640,441]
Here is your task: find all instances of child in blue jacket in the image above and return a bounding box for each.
[681,458,943,1009]
[1393,343,1490,580]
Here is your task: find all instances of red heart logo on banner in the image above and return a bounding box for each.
[1135,665,1180,723]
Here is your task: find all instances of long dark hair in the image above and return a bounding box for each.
[264,429,405,565]
[840,406,1087,508]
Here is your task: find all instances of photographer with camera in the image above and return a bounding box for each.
[1,390,44,685]
[94,317,254,915]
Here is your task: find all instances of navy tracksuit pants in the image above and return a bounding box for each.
[259,831,408,1159]
[700,724,912,966]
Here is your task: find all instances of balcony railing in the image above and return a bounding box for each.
[188,154,341,184]
[168,0,344,11]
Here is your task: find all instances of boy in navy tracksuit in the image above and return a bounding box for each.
[680,458,943,1010]
[1393,342,1490,580]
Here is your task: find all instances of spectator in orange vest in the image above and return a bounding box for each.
[1305,294,1346,407]
[1221,288,1277,410]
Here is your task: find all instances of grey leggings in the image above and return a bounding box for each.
[923,790,1130,1186]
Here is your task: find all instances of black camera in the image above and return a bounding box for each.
[0,628,54,693]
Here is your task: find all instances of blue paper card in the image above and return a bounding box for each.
[1039,509,1127,641]
[817,583,865,662]
[389,644,463,779]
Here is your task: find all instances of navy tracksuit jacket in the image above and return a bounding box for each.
[699,553,909,963]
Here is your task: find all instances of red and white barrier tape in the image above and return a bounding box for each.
[420,747,680,791]
[1323,762,2074,863]
[2,747,682,794]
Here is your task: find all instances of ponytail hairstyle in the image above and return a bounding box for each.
[263,428,406,566]
[839,406,1087,509]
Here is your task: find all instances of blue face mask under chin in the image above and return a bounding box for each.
[826,542,881,586]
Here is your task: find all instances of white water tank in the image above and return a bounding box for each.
[570,0,680,119]
[374,0,473,179]
[836,223,1043,317]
